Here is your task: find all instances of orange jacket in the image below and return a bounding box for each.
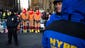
[28,10,34,20]
[20,13,28,20]
[34,10,41,20]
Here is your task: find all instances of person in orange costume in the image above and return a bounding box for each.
[27,8,34,32]
[20,8,28,33]
[34,9,41,33]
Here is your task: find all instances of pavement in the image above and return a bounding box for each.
[0,32,43,48]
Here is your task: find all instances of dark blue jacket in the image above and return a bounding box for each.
[46,13,63,27]
[6,14,19,28]
[46,13,69,27]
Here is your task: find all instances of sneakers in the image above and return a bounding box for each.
[29,29,34,32]
[35,30,40,33]
[35,30,38,33]
[31,29,34,32]
[37,30,40,33]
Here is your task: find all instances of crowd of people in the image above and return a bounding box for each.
[0,7,51,46]
[19,7,42,33]
[0,7,51,34]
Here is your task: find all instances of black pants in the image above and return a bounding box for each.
[8,27,18,44]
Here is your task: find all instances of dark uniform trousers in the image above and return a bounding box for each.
[8,27,18,45]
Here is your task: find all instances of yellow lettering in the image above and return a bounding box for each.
[64,43,70,48]
[51,45,56,48]
[71,45,77,48]
[50,38,56,46]
[57,40,63,48]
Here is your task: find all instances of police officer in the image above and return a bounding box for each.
[6,9,19,46]
[42,0,85,48]
[46,0,63,27]
[42,0,63,48]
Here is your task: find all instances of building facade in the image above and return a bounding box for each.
[0,0,18,10]
[0,0,54,12]
[31,0,54,12]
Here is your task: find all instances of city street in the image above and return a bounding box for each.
[0,32,43,48]
[0,0,85,48]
